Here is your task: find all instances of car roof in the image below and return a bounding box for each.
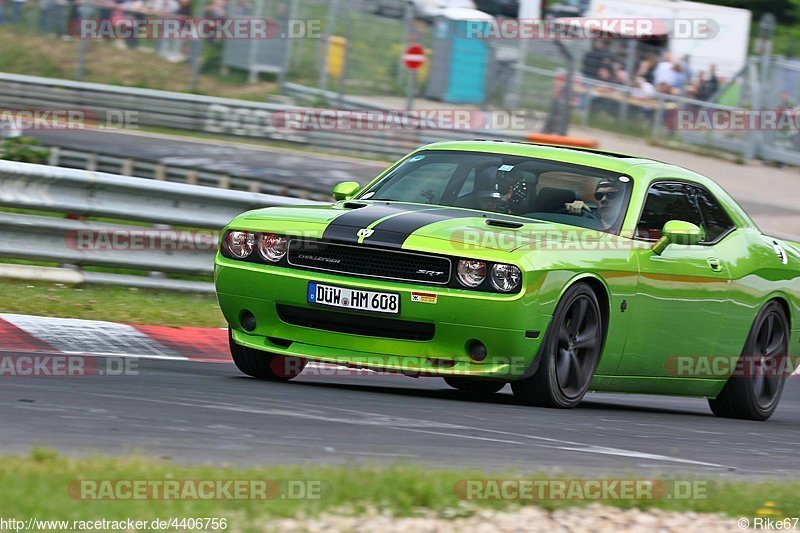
[419,140,705,183]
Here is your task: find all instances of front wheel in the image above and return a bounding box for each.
[708,302,790,421]
[444,376,505,394]
[229,329,306,381]
[512,283,603,408]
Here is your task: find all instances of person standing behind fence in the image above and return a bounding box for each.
[146,0,179,59]
[582,40,614,81]
[653,52,676,88]
[10,0,25,23]
[695,64,718,101]
[39,0,55,31]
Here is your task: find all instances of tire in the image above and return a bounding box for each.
[443,376,505,394]
[229,329,306,381]
[512,283,604,408]
[708,301,790,421]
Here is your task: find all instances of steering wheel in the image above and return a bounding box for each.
[556,204,598,219]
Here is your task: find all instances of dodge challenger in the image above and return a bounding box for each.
[214,141,800,420]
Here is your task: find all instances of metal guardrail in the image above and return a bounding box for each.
[0,160,324,291]
[0,73,526,160]
[47,147,332,200]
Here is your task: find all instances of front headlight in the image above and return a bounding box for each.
[456,259,487,288]
[490,263,521,292]
[224,231,256,259]
[257,233,288,262]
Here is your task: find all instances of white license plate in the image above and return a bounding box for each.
[307,282,400,315]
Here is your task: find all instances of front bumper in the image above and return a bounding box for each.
[215,256,549,380]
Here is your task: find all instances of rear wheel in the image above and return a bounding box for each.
[512,283,603,408]
[708,302,789,421]
[229,329,306,381]
[443,376,505,394]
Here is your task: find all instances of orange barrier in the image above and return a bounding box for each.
[525,133,599,149]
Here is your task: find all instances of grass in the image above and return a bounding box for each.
[0,26,276,100]
[0,449,797,531]
[0,279,225,327]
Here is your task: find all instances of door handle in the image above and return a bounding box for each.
[707,257,722,272]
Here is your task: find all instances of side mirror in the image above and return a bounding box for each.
[331,181,361,201]
[652,220,704,255]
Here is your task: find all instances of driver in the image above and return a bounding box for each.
[564,178,623,226]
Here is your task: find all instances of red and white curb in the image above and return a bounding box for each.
[0,313,798,377]
[0,314,369,375]
[0,313,230,362]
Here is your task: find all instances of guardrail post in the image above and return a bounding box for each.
[121,159,134,176]
[48,147,60,166]
[186,171,198,185]
[155,165,167,181]
[218,175,231,189]
[86,153,97,172]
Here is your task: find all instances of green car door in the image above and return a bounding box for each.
[616,181,735,381]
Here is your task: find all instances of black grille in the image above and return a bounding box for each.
[277,304,435,341]
[287,240,451,284]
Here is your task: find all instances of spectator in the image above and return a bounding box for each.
[653,52,676,88]
[632,76,655,98]
[695,64,719,101]
[39,0,54,31]
[635,54,656,84]
[612,62,628,85]
[596,66,612,83]
[10,0,25,24]
[656,81,671,94]
[672,62,686,91]
[146,0,179,59]
[582,40,614,80]
[204,0,226,18]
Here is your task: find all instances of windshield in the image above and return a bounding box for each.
[360,150,633,233]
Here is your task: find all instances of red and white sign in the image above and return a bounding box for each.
[402,44,426,71]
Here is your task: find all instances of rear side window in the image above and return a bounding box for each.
[691,186,735,242]
[636,183,703,240]
[636,182,735,244]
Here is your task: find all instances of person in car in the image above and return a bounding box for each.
[564,178,623,226]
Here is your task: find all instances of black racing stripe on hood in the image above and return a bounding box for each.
[321,203,432,243]
[367,208,525,247]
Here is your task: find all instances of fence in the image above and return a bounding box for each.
[4,3,800,165]
[0,72,527,160]
[0,159,323,291]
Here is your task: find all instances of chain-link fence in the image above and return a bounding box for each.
[508,36,760,158]
[4,1,800,165]
[758,57,800,164]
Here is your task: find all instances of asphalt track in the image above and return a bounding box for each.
[2,353,798,477]
[29,129,387,194]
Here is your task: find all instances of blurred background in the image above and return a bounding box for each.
[2,0,800,160]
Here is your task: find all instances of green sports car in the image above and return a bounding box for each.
[214,141,800,421]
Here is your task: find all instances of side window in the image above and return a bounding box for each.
[692,186,735,243]
[636,183,704,241]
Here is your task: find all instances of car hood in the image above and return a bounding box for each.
[239,201,611,253]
